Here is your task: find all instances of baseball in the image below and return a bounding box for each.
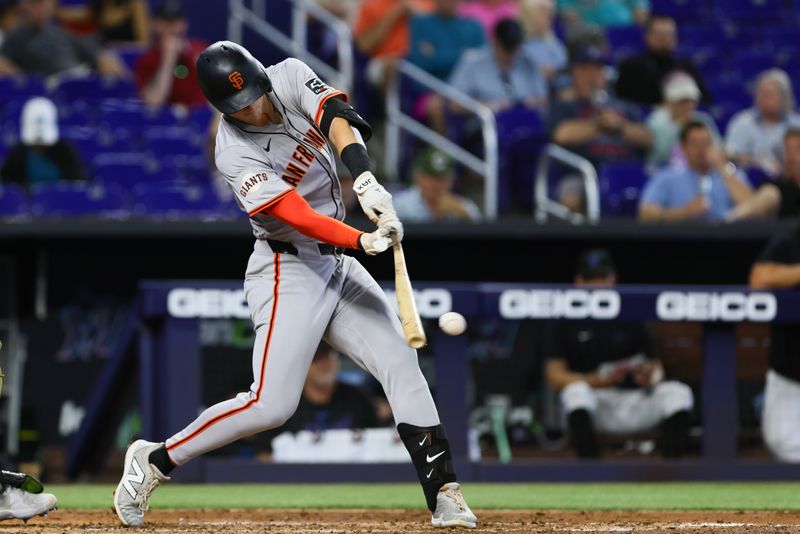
[438,312,467,336]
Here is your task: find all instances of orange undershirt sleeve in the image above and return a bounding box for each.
[262,189,363,250]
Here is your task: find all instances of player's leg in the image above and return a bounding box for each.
[559,381,601,458]
[323,256,476,528]
[115,252,339,526]
[762,370,800,461]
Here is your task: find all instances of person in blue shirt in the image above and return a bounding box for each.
[407,0,485,82]
[639,121,753,222]
[520,0,567,80]
[449,18,547,112]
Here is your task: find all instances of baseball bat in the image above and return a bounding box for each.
[393,243,427,349]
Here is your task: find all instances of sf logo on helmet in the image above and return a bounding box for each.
[228,71,245,90]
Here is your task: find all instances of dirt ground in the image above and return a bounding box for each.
[4,509,800,533]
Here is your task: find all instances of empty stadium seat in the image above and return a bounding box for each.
[30,182,128,216]
[132,183,221,217]
[715,0,787,21]
[55,75,138,103]
[0,183,28,216]
[598,162,649,217]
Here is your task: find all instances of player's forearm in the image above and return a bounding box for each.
[264,189,362,249]
[329,117,361,155]
[749,262,800,289]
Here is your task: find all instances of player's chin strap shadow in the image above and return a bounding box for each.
[397,423,457,512]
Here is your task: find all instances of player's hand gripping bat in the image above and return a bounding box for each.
[393,243,426,349]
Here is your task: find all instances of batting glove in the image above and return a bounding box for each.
[359,227,393,256]
[378,211,403,244]
[353,171,395,224]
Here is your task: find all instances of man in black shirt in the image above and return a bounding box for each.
[615,15,710,106]
[729,129,800,221]
[545,249,694,458]
[750,225,800,462]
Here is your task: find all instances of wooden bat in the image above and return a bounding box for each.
[393,243,427,349]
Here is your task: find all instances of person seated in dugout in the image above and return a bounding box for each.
[544,248,694,459]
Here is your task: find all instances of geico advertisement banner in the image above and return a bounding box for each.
[167,287,453,320]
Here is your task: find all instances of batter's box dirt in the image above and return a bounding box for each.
[2,509,800,533]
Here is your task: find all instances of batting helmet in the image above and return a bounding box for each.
[196,41,272,115]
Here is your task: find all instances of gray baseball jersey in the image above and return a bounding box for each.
[164,58,442,466]
[215,58,347,242]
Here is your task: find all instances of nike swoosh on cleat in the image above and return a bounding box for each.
[419,436,428,447]
[426,451,446,463]
[426,468,434,479]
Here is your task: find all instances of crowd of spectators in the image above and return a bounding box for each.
[1,0,800,224]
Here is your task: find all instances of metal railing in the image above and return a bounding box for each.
[228,0,354,94]
[385,60,499,219]
[534,144,600,224]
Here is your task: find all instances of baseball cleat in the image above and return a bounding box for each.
[113,440,170,527]
[0,488,57,521]
[431,482,477,528]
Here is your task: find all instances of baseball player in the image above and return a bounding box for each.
[113,41,476,529]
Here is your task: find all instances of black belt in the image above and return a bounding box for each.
[266,239,342,256]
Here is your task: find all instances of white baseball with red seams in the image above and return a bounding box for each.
[438,312,467,336]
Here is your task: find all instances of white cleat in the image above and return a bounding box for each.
[0,487,57,521]
[431,482,477,528]
[113,440,170,527]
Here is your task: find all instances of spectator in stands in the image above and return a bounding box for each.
[458,0,518,38]
[353,0,433,93]
[646,72,719,169]
[519,0,567,79]
[549,46,652,167]
[0,0,127,78]
[134,0,207,109]
[90,0,150,45]
[449,18,547,112]
[639,121,751,222]
[268,344,380,437]
[394,147,482,221]
[0,97,85,187]
[729,130,800,221]
[615,15,709,106]
[0,1,17,47]
[750,226,800,462]
[317,0,359,20]
[558,0,649,28]
[725,69,800,178]
[545,248,693,459]
[408,0,485,82]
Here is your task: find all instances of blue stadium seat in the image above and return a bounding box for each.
[0,77,46,102]
[97,100,180,131]
[742,166,772,189]
[30,182,128,216]
[92,152,180,188]
[652,0,710,20]
[55,75,138,103]
[598,162,649,218]
[715,0,786,21]
[0,183,28,216]
[143,126,204,157]
[132,183,221,217]
[705,100,746,131]
[62,126,133,161]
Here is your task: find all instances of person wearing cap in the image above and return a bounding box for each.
[393,147,482,222]
[134,0,207,109]
[646,71,720,169]
[725,69,800,178]
[0,97,85,188]
[544,248,694,459]
[549,45,651,168]
[449,18,547,113]
[0,0,127,77]
[639,120,751,222]
[615,15,709,106]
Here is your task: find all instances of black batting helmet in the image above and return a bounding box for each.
[196,41,272,115]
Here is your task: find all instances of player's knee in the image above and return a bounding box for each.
[653,381,694,417]
[560,381,598,414]
[244,397,299,433]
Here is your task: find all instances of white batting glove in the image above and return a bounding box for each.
[359,227,393,256]
[353,171,395,224]
[378,211,403,244]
